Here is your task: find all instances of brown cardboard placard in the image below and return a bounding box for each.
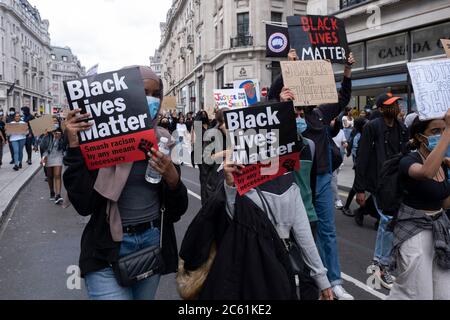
[29,115,54,137]
[441,39,450,58]
[161,96,177,111]
[280,60,338,106]
[5,123,29,135]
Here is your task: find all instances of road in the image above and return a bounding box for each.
[0,166,389,300]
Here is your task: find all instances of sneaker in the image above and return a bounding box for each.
[354,208,364,227]
[27,160,32,165]
[13,165,19,171]
[10,160,14,165]
[49,192,56,201]
[19,163,22,169]
[341,207,355,217]
[55,195,64,205]
[378,267,395,290]
[332,285,354,300]
[335,200,344,209]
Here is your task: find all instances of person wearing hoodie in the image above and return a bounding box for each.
[63,66,189,300]
[6,107,16,164]
[21,106,35,165]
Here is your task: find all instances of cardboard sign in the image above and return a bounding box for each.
[161,96,177,111]
[63,67,157,170]
[280,60,338,106]
[5,123,28,135]
[233,79,260,105]
[407,59,450,121]
[214,89,249,110]
[287,15,349,64]
[266,24,290,58]
[441,39,450,58]
[29,115,54,137]
[224,101,300,196]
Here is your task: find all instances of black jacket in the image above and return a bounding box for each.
[302,77,352,175]
[181,183,297,300]
[63,148,189,277]
[354,118,409,195]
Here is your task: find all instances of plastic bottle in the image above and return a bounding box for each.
[145,137,170,184]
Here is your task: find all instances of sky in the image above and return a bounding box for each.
[32,0,172,73]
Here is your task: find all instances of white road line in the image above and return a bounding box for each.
[341,273,387,300]
[186,188,388,300]
[183,178,201,187]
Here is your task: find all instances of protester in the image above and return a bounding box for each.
[40,123,66,204]
[9,113,28,171]
[388,110,450,300]
[331,120,348,210]
[175,115,189,165]
[342,107,354,142]
[6,107,15,164]
[268,49,356,300]
[0,110,5,167]
[21,107,35,165]
[355,93,409,290]
[63,66,189,300]
[193,110,212,205]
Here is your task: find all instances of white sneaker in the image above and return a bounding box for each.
[335,200,344,209]
[332,285,354,300]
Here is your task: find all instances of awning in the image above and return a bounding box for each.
[337,73,408,90]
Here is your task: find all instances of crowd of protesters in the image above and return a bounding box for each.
[2,48,449,302]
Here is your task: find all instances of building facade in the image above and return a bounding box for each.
[157,0,309,115]
[150,48,162,78]
[0,0,52,115]
[49,46,85,114]
[322,0,450,112]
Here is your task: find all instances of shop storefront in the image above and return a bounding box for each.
[336,19,450,113]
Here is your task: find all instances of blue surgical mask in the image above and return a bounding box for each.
[296,117,307,135]
[147,96,161,120]
[424,134,441,151]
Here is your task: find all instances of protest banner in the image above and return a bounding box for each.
[29,115,54,137]
[287,15,349,64]
[233,79,261,105]
[161,96,177,112]
[407,59,450,121]
[280,60,338,106]
[5,123,28,135]
[266,24,290,58]
[224,101,300,195]
[63,67,158,170]
[441,39,450,58]
[214,89,249,110]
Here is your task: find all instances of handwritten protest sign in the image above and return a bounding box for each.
[408,59,450,121]
[63,67,158,170]
[233,79,260,105]
[5,123,28,135]
[441,39,450,58]
[280,60,338,106]
[224,101,300,195]
[29,115,54,137]
[214,89,249,110]
[287,15,349,64]
[161,96,177,111]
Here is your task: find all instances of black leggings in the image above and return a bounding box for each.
[344,188,357,209]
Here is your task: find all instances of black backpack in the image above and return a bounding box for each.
[376,153,405,216]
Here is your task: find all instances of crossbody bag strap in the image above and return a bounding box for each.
[255,188,278,226]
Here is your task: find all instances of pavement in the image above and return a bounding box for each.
[0,153,387,300]
[0,145,42,224]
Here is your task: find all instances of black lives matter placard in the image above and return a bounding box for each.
[63,67,157,170]
[224,101,300,195]
[287,15,349,64]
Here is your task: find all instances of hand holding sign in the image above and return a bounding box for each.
[65,109,93,148]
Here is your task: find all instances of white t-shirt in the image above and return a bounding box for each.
[333,130,347,154]
[342,116,354,129]
[176,123,188,139]
[8,121,28,142]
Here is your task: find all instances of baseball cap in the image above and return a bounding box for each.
[376,93,402,108]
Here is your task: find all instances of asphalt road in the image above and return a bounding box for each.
[0,166,389,300]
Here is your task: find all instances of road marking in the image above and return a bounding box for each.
[186,188,387,300]
[183,178,201,187]
[341,273,387,300]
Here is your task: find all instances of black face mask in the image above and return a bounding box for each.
[383,105,400,120]
[160,122,170,129]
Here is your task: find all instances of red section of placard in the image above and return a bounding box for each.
[233,152,300,196]
[80,130,157,171]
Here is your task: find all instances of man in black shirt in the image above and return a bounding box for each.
[355,93,409,290]
[0,110,6,167]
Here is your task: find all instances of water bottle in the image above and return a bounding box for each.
[145,137,170,184]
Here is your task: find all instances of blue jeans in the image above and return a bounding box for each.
[11,139,26,166]
[85,227,161,300]
[315,173,342,286]
[372,196,394,267]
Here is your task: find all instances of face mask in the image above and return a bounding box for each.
[9,111,15,116]
[53,124,60,131]
[296,117,308,135]
[383,105,400,119]
[422,134,441,151]
[0,112,3,118]
[147,96,161,120]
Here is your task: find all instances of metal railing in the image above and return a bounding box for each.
[230,35,253,48]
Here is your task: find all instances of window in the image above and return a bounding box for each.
[189,82,195,112]
[51,54,56,60]
[411,21,450,60]
[198,77,204,110]
[62,56,68,62]
[340,0,369,9]
[271,12,283,23]
[367,33,408,68]
[237,13,249,38]
[216,67,224,89]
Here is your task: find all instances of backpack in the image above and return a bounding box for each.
[376,153,405,216]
